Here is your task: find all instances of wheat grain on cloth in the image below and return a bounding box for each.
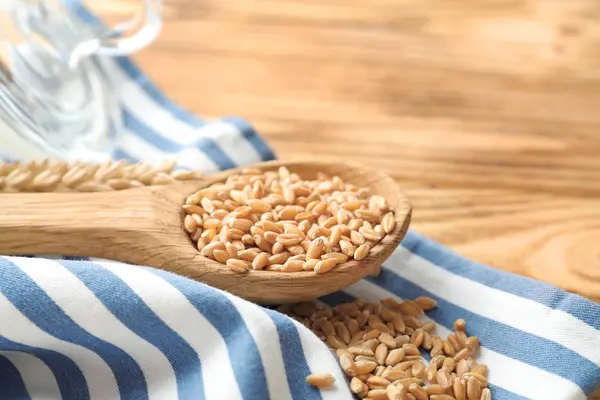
[1,24,600,400]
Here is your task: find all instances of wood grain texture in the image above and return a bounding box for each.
[0,161,410,304]
[104,0,599,396]
[106,0,600,301]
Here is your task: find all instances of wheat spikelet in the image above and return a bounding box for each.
[0,159,204,193]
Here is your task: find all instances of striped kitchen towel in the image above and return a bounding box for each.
[1,12,600,400]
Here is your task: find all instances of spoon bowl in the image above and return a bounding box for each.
[0,160,411,304]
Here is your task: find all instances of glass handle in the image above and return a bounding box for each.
[95,0,163,57]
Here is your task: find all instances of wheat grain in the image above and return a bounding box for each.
[315,258,338,274]
[252,252,269,270]
[350,377,369,397]
[442,357,456,373]
[462,373,487,387]
[409,382,429,400]
[412,362,427,380]
[465,336,480,351]
[302,258,319,271]
[454,348,471,362]
[366,376,391,389]
[354,244,370,260]
[436,369,452,389]
[306,373,335,388]
[448,333,463,353]
[282,259,304,272]
[355,360,378,374]
[367,388,389,400]
[378,332,396,349]
[226,259,249,273]
[307,237,325,259]
[403,343,420,356]
[471,364,488,377]
[411,329,424,347]
[348,346,374,357]
[466,377,481,400]
[399,301,423,317]
[454,318,467,331]
[321,252,348,263]
[414,296,437,311]
[480,388,492,400]
[212,249,230,263]
[452,378,467,400]
[371,321,390,334]
[355,355,377,363]
[443,340,456,357]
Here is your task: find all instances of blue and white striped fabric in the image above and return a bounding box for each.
[1,21,600,400]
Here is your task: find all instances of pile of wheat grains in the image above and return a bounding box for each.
[282,297,490,400]
[183,167,396,273]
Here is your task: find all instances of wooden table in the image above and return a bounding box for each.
[105,0,600,303]
[106,0,600,396]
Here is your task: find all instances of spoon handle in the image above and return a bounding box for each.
[0,189,157,259]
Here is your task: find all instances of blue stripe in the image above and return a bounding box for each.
[368,267,600,394]
[123,110,236,170]
[0,153,14,163]
[319,292,530,400]
[112,147,139,163]
[484,384,531,400]
[115,58,206,126]
[264,308,323,400]
[0,337,88,399]
[146,268,269,400]
[222,117,277,161]
[319,291,355,306]
[0,259,148,399]
[60,260,204,399]
[0,355,30,400]
[402,231,600,331]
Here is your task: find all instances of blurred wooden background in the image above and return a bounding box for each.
[104,0,600,397]
[103,0,600,301]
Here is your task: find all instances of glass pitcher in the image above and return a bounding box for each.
[0,0,162,162]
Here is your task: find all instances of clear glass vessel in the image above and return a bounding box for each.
[0,0,162,161]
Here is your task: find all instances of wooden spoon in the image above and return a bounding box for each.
[0,160,411,304]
